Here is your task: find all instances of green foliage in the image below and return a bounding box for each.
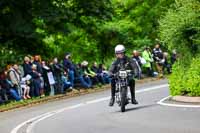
[161,0,200,96]
[0,0,174,67]
[159,0,200,55]
[169,60,189,96]
[184,57,200,96]
[170,56,200,96]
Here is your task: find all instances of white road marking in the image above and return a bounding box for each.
[85,84,170,104]
[11,84,168,133]
[157,96,200,108]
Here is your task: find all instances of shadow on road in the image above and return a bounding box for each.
[114,104,158,113]
[125,104,158,112]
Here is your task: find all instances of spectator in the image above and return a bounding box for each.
[33,55,44,96]
[152,44,164,77]
[163,52,172,74]
[82,61,99,85]
[142,47,154,77]
[171,49,177,65]
[132,50,142,66]
[132,50,142,79]
[20,75,31,99]
[31,64,42,97]
[7,64,22,97]
[91,62,105,84]
[23,56,32,77]
[41,61,51,94]
[97,64,111,84]
[33,55,43,74]
[0,70,21,101]
[0,71,8,104]
[152,44,163,60]
[51,58,63,94]
[61,72,72,92]
[63,53,75,88]
[74,63,92,88]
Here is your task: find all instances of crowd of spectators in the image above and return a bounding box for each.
[132,44,177,79]
[0,53,111,104]
[0,44,177,105]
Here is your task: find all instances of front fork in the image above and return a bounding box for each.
[115,80,129,106]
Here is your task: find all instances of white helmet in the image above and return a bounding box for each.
[115,44,125,54]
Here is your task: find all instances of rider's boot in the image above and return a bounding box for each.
[109,97,115,106]
[131,99,138,104]
[129,80,138,104]
[109,84,116,106]
[130,89,138,104]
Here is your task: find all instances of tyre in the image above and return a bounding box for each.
[120,87,127,112]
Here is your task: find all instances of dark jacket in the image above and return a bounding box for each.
[133,56,142,66]
[31,71,40,80]
[23,62,32,76]
[52,63,63,78]
[109,55,138,76]
[153,48,163,62]
[33,61,43,74]
[91,66,98,73]
[63,59,75,71]
[171,54,177,65]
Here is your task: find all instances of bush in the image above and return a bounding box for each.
[159,0,200,96]
[170,56,200,96]
[169,61,188,96]
[184,57,200,96]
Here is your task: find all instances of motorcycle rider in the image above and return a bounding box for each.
[109,44,139,106]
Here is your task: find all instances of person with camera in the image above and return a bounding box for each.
[108,44,139,106]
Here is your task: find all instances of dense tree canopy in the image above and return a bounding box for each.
[0,0,174,66]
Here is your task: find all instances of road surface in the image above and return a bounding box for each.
[0,79,199,133]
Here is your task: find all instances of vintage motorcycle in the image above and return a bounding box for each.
[114,68,132,112]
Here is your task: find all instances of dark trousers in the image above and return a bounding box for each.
[33,79,41,97]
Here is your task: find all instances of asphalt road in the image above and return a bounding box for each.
[0,79,200,133]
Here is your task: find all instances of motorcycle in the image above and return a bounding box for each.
[114,69,132,112]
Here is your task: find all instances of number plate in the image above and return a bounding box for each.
[119,70,127,78]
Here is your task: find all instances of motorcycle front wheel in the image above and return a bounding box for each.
[120,87,127,112]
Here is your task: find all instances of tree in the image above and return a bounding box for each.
[159,0,200,96]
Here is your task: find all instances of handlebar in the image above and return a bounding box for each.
[110,70,133,78]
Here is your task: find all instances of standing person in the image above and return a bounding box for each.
[31,64,42,97]
[152,44,164,77]
[171,49,177,65]
[23,56,35,96]
[63,53,75,88]
[132,50,143,79]
[23,56,32,77]
[142,47,154,77]
[52,58,63,94]
[33,56,45,97]
[33,55,43,74]
[41,61,51,95]
[163,52,172,74]
[109,44,138,106]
